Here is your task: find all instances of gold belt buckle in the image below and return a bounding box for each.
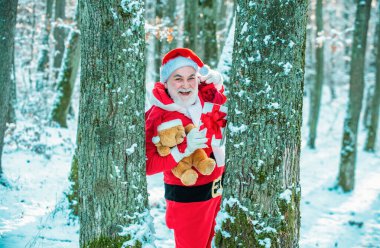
[211,176,223,198]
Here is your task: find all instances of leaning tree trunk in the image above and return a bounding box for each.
[308,0,324,149]
[50,29,80,128]
[199,0,218,67]
[338,0,372,192]
[78,0,153,247]
[0,0,18,179]
[36,0,54,91]
[52,0,66,80]
[215,1,308,247]
[365,0,380,152]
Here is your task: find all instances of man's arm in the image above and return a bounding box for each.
[198,67,227,105]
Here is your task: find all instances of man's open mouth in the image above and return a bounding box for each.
[178,91,192,96]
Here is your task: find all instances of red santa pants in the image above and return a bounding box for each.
[165,196,222,248]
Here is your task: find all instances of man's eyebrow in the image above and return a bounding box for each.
[173,74,183,78]
[188,74,196,77]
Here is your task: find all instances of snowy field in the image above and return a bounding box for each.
[0,84,379,247]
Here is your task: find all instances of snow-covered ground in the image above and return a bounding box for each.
[0,82,379,247]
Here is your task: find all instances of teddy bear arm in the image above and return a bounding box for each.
[156,144,171,157]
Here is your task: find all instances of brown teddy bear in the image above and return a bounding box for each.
[153,123,216,186]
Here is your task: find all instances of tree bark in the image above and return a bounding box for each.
[53,0,66,80]
[365,0,380,152]
[36,0,54,91]
[78,0,152,247]
[50,29,80,128]
[308,0,324,149]
[215,0,307,247]
[338,0,372,192]
[0,0,18,180]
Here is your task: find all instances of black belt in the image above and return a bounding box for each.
[164,174,224,203]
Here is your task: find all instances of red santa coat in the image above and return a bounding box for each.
[145,82,227,248]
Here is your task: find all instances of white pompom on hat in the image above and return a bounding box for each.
[159,48,209,83]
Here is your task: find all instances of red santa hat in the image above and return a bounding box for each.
[160,48,209,83]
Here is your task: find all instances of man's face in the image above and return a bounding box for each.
[165,66,199,107]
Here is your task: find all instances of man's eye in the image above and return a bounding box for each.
[175,78,181,81]
[188,77,195,80]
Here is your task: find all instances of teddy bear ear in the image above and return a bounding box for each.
[152,136,160,144]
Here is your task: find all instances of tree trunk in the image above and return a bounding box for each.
[28,0,37,87]
[217,0,235,60]
[343,0,355,71]
[199,0,218,67]
[365,0,380,152]
[215,1,307,247]
[338,0,372,192]
[0,0,18,180]
[326,0,337,100]
[7,40,16,125]
[362,84,373,129]
[308,0,324,149]
[36,0,54,91]
[162,0,177,52]
[154,0,164,82]
[154,0,177,82]
[184,0,198,52]
[78,0,153,247]
[52,0,66,80]
[50,29,80,128]
[305,0,315,113]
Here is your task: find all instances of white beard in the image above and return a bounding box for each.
[168,87,198,108]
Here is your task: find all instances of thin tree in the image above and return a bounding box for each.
[184,0,198,52]
[50,29,80,127]
[36,0,54,91]
[77,0,153,247]
[338,0,372,192]
[154,0,177,82]
[215,0,308,246]
[308,0,324,148]
[199,0,218,67]
[7,41,16,125]
[52,0,66,80]
[365,0,380,152]
[0,0,18,185]
[343,0,355,71]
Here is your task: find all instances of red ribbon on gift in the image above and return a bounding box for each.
[200,104,227,140]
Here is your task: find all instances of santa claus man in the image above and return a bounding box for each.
[145,48,226,248]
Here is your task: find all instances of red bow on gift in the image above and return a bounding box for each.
[200,105,227,140]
